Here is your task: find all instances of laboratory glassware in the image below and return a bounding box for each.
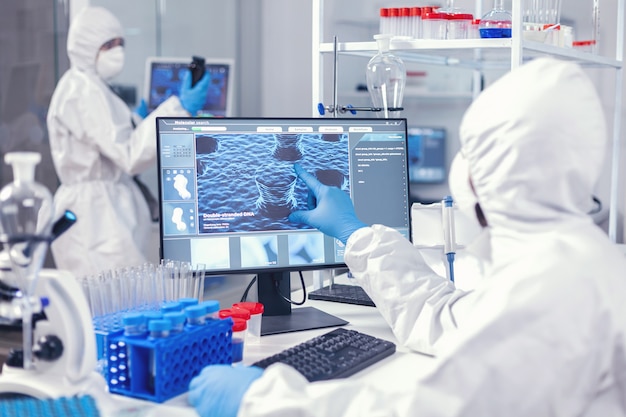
[365,34,406,119]
[522,0,561,24]
[479,0,512,38]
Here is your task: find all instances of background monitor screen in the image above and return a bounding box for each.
[156,117,410,334]
[145,57,234,117]
[407,127,446,183]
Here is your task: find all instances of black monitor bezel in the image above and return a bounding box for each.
[155,116,411,278]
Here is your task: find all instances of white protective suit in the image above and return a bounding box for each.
[239,58,626,416]
[47,7,189,279]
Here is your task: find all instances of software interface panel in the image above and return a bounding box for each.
[156,117,410,274]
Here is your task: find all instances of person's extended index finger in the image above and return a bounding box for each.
[294,163,322,197]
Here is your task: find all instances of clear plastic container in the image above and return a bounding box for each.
[410,7,422,39]
[231,318,247,363]
[232,302,264,342]
[421,11,447,40]
[446,13,473,39]
[218,307,251,322]
[379,8,391,35]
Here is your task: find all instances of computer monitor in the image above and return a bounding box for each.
[144,56,234,117]
[155,117,411,334]
[407,127,447,183]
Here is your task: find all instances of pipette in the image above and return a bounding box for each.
[442,196,456,282]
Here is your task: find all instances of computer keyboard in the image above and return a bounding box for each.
[252,328,396,382]
[308,284,376,307]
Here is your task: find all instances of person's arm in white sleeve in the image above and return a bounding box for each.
[238,254,606,417]
[289,163,471,355]
[345,225,469,355]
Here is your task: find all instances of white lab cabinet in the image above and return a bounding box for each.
[311,0,624,241]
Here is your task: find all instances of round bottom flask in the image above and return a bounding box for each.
[479,0,512,38]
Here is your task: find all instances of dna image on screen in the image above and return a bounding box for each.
[194,132,349,234]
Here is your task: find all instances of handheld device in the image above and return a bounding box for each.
[189,55,206,87]
[144,56,234,116]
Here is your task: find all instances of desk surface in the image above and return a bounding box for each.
[109,281,435,416]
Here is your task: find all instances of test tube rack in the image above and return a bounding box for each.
[103,317,233,403]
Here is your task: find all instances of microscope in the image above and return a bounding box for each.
[0,153,112,410]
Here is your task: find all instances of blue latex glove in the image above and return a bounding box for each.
[179,70,210,115]
[289,163,367,245]
[134,98,148,118]
[188,365,264,417]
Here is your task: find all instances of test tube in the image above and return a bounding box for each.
[194,264,206,301]
[184,305,207,327]
[148,319,172,394]
[200,299,220,321]
[160,301,183,314]
[379,8,391,35]
[163,311,185,333]
[178,297,199,309]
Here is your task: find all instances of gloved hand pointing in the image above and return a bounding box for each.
[188,364,264,417]
[179,70,210,116]
[289,163,367,245]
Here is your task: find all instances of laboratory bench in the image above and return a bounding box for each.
[109,276,435,416]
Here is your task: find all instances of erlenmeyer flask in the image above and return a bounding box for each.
[366,34,406,119]
[479,0,512,38]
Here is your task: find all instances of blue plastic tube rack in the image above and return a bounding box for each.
[104,317,233,403]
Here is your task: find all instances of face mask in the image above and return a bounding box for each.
[96,46,124,81]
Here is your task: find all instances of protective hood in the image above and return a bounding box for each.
[67,6,123,72]
[458,57,607,231]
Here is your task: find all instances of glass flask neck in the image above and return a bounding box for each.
[492,0,505,11]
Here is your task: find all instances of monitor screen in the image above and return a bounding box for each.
[144,57,234,117]
[407,127,446,183]
[156,117,410,334]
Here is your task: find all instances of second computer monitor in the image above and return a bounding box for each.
[144,56,234,117]
[407,126,446,184]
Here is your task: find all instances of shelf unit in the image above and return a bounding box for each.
[311,0,624,242]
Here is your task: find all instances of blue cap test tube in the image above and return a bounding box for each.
[184,305,207,327]
[161,301,183,314]
[163,311,185,333]
[200,300,220,320]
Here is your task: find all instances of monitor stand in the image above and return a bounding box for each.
[257,271,348,336]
